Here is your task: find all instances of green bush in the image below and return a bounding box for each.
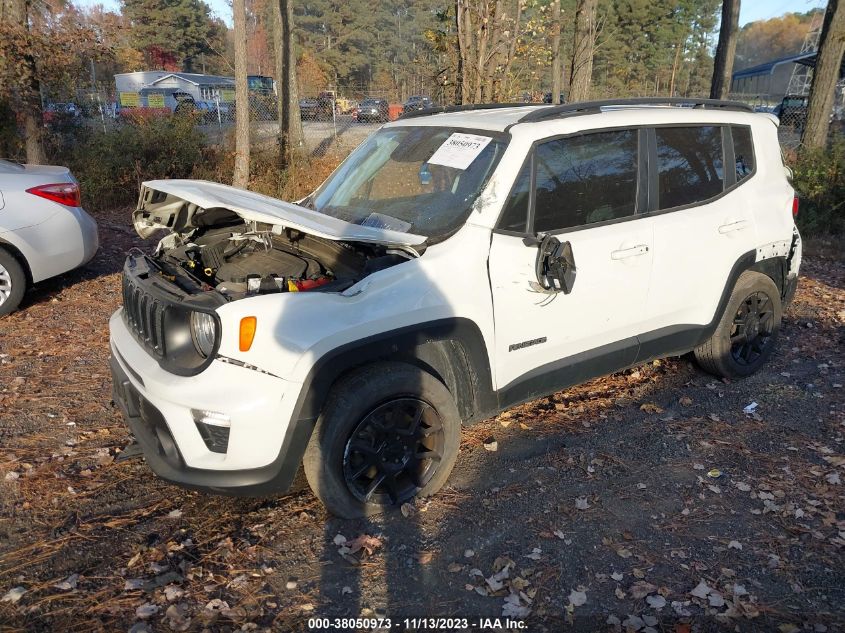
[788,139,845,236]
[53,114,206,212]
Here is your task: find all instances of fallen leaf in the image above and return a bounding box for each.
[553,530,566,540]
[483,437,498,452]
[135,603,160,619]
[679,396,693,406]
[166,509,183,519]
[1,587,25,604]
[53,574,79,591]
[525,548,542,560]
[611,572,624,581]
[735,482,751,492]
[575,497,590,510]
[708,592,725,607]
[568,589,587,607]
[447,562,463,573]
[616,548,633,559]
[690,580,711,599]
[630,581,657,599]
[345,534,382,556]
[164,585,184,601]
[640,403,664,413]
[417,551,434,564]
[646,594,666,609]
[464,549,475,558]
[727,540,742,550]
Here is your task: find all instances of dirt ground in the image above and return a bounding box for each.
[0,210,843,633]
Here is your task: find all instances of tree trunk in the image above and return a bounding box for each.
[569,0,597,103]
[7,0,46,163]
[710,0,740,100]
[455,0,465,104]
[803,0,845,149]
[669,37,683,97]
[233,0,250,188]
[474,2,490,103]
[273,0,301,168]
[550,0,562,104]
[502,0,524,100]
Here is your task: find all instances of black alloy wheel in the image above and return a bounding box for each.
[729,291,776,366]
[342,398,444,505]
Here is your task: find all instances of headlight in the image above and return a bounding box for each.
[190,311,218,358]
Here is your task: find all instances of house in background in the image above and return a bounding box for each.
[115,71,236,110]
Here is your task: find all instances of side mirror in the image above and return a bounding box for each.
[534,235,577,294]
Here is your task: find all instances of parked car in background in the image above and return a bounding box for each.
[403,95,435,113]
[773,94,808,130]
[299,98,319,120]
[543,92,566,104]
[357,98,389,123]
[110,98,800,518]
[43,103,82,125]
[0,161,98,315]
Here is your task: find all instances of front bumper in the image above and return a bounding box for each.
[109,311,314,495]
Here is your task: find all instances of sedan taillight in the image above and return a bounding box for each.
[26,182,81,207]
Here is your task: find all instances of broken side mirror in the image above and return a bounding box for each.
[534,235,577,294]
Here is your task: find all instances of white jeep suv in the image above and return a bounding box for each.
[109,98,802,518]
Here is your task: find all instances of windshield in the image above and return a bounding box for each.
[312,126,507,238]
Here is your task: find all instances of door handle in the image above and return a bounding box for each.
[718,220,749,234]
[611,244,649,260]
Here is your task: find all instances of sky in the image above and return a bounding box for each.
[74,0,828,30]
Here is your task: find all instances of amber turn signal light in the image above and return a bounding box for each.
[239,317,257,352]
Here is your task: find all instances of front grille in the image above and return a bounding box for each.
[122,273,166,358]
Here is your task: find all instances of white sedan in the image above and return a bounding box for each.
[0,160,99,315]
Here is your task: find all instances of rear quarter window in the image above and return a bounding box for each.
[732,126,755,182]
[655,126,724,210]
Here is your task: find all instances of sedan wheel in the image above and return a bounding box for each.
[0,264,12,306]
[0,250,27,316]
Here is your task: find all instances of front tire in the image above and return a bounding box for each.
[303,362,461,519]
[694,271,783,379]
[0,249,26,316]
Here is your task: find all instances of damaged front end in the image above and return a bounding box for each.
[131,180,426,302]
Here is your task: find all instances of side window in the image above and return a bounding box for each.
[655,126,724,210]
[498,160,531,232]
[732,126,755,182]
[533,130,639,232]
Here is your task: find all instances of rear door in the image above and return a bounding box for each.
[488,128,654,401]
[640,124,758,358]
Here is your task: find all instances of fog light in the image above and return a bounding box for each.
[192,409,231,454]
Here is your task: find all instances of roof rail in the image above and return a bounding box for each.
[519,97,754,123]
[399,102,536,120]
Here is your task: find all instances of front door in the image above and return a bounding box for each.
[489,128,654,404]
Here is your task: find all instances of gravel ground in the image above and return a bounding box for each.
[0,211,843,633]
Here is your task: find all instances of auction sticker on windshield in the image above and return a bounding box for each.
[427,133,493,170]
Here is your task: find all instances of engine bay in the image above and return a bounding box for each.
[155,222,408,300]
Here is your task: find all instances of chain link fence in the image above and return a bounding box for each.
[45,85,845,168]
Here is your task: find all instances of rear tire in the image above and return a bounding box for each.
[694,271,782,379]
[303,362,461,519]
[0,249,26,317]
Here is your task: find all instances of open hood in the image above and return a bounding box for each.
[134,180,427,248]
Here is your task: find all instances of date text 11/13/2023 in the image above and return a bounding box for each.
[307,617,528,630]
